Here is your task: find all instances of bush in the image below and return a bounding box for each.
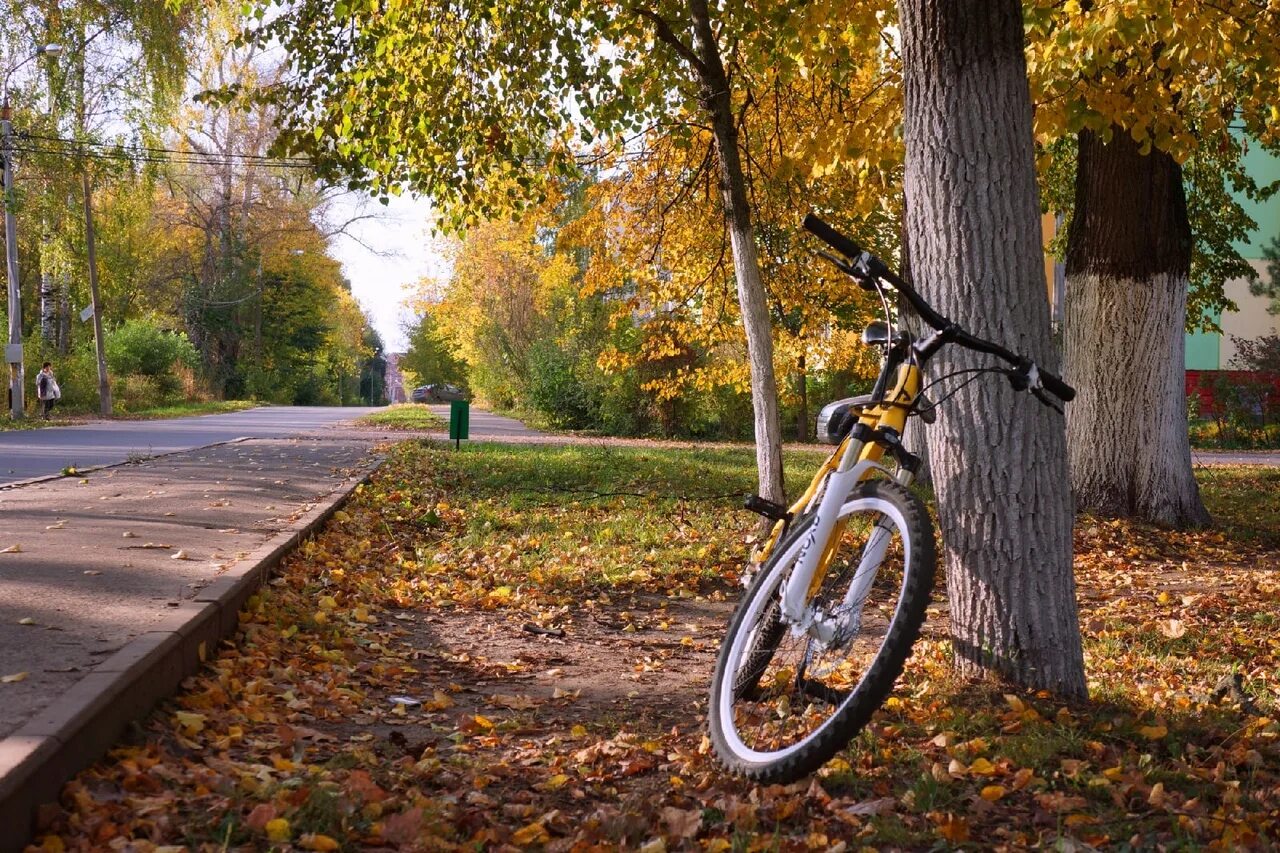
[1231,333,1280,374]
[527,340,598,429]
[113,375,165,412]
[106,318,198,398]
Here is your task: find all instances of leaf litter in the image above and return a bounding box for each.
[30,446,1280,851]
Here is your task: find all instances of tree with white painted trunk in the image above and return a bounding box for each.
[1026,0,1280,528]
[1063,130,1210,528]
[898,0,1086,696]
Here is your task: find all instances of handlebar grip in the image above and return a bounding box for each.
[1039,368,1076,403]
[803,213,865,261]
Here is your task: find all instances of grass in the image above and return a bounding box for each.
[0,399,256,430]
[356,402,448,431]
[1194,465,1280,546]
[117,400,257,419]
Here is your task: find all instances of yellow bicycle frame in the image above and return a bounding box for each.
[755,361,923,578]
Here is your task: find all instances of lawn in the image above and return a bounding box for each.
[0,400,257,431]
[35,443,1279,850]
[117,400,259,419]
[356,403,448,431]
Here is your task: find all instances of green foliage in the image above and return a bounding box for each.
[1254,235,1280,315]
[526,339,598,430]
[1184,141,1274,329]
[106,317,198,380]
[400,313,467,388]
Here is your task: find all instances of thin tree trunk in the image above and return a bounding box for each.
[795,355,808,442]
[687,0,785,502]
[82,172,112,416]
[898,0,1086,697]
[1064,128,1210,528]
[57,264,70,354]
[39,229,57,345]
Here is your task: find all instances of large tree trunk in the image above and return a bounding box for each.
[1064,128,1210,528]
[687,0,785,502]
[898,0,1086,697]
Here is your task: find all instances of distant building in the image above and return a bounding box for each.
[384,353,407,403]
[1185,143,1280,371]
[1040,144,1280,417]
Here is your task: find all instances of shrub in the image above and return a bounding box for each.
[527,339,598,429]
[1231,333,1280,374]
[106,317,198,398]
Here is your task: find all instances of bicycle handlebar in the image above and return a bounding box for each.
[803,213,1076,404]
[1037,368,1075,402]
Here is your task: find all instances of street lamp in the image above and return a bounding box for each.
[3,43,61,419]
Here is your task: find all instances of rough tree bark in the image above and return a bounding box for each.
[898,0,1086,697]
[1064,128,1211,528]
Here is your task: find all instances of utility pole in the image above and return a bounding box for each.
[75,30,111,417]
[3,44,63,420]
[2,105,23,419]
[82,172,110,415]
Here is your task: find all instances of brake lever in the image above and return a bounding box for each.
[816,250,876,291]
[1006,362,1063,414]
[1031,386,1064,415]
[1007,360,1036,392]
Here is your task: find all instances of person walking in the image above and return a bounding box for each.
[35,362,61,420]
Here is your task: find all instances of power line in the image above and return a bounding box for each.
[23,132,314,165]
[12,133,315,170]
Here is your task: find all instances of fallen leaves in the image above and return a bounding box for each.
[2,672,29,683]
[27,449,1280,851]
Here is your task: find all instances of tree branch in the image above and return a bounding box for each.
[629,6,708,79]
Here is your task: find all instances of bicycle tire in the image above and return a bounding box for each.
[708,480,935,783]
[729,511,814,700]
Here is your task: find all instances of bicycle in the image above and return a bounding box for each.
[707,214,1075,783]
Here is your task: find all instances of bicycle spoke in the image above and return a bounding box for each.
[724,504,906,756]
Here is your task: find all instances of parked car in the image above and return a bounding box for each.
[411,383,468,403]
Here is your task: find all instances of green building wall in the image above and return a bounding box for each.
[1184,142,1280,369]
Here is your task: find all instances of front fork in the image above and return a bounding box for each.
[783,460,914,648]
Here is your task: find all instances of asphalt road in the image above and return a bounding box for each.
[0,406,377,485]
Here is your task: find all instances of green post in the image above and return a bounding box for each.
[449,399,470,450]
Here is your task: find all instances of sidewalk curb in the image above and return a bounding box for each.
[0,464,377,851]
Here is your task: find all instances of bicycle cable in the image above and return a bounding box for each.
[911,367,1010,418]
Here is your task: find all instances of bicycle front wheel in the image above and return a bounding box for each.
[708,480,935,783]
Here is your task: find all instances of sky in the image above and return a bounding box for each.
[325,193,453,353]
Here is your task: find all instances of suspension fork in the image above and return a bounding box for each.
[838,465,916,615]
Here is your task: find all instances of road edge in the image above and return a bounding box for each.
[0,436,254,492]
[0,463,377,851]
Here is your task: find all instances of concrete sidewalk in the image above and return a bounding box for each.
[0,434,381,846]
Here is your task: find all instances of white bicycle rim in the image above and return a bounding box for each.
[715,494,913,766]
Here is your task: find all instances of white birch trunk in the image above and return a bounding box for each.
[688,0,785,503]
